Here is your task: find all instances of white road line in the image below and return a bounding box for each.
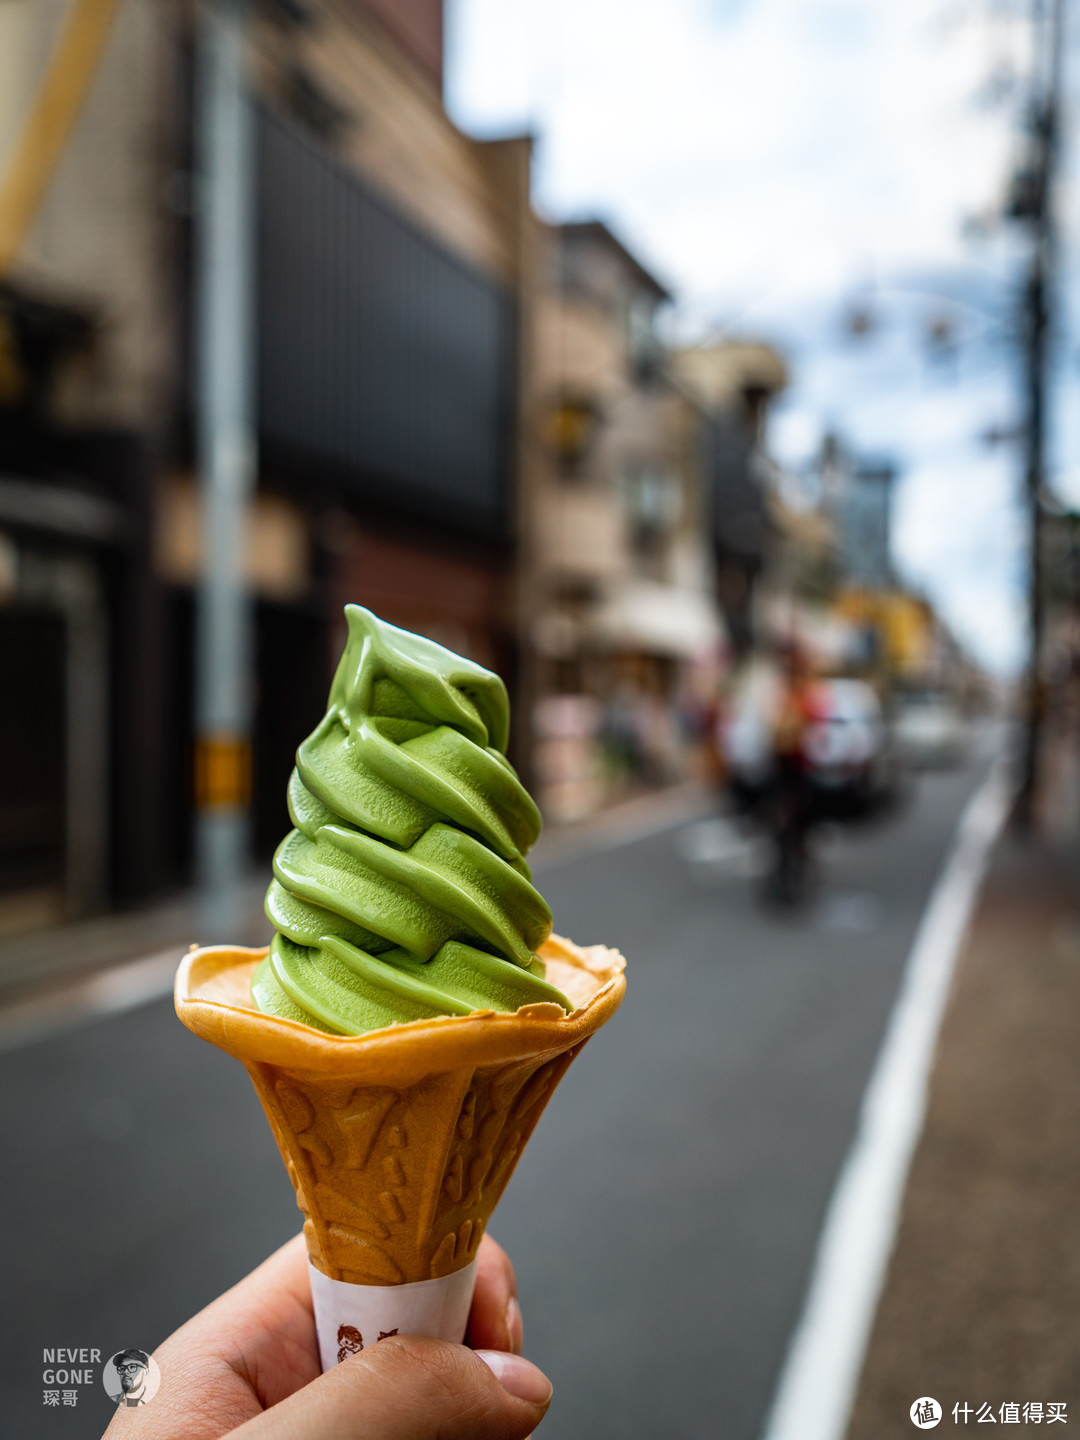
[760,762,1013,1440]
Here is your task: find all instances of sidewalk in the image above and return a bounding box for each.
[0,875,271,1007]
[845,824,1080,1434]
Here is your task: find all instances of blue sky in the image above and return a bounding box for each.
[446,0,1080,674]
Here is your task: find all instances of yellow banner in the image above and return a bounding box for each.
[0,0,122,277]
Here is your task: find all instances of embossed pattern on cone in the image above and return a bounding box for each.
[175,935,625,1285]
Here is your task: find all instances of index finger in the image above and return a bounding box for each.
[465,1233,523,1354]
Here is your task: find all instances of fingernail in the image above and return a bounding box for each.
[476,1350,553,1406]
[504,1295,523,1354]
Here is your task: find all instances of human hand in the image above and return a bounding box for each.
[103,1232,550,1440]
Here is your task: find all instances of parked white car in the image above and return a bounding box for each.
[720,669,897,817]
[891,689,969,767]
[802,679,885,772]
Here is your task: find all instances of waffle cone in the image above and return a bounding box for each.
[175,934,625,1286]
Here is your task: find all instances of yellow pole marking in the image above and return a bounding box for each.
[195,734,253,810]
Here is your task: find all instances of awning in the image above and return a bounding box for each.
[586,581,723,658]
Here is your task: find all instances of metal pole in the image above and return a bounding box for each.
[1015,0,1063,826]
[193,0,256,927]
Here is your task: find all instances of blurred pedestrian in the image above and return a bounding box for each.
[764,642,827,906]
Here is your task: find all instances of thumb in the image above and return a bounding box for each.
[226,1335,552,1440]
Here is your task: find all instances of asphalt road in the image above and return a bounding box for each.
[0,748,990,1440]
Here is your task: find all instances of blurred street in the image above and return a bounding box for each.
[0,741,994,1439]
[5,3,1080,1438]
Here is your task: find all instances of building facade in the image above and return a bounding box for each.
[0,0,531,926]
[520,221,722,820]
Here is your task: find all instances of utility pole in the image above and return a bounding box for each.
[193,0,256,926]
[1014,0,1065,827]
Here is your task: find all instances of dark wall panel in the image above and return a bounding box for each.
[0,611,65,896]
[256,109,515,536]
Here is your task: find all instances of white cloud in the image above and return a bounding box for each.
[449,0,1021,307]
[446,0,1058,672]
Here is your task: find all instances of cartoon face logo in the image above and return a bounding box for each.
[336,1326,363,1364]
[335,1324,399,1363]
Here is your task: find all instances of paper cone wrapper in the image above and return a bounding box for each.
[175,934,625,1362]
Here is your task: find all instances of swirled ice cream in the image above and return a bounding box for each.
[251,606,570,1034]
